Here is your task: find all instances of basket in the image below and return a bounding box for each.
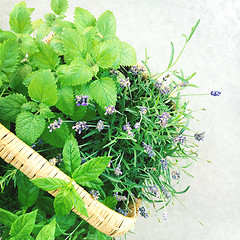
[0,123,141,237]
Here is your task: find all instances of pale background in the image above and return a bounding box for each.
[0,0,240,239]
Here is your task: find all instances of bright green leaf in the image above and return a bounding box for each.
[44,13,56,23]
[10,210,37,239]
[32,19,44,32]
[71,105,87,121]
[29,41,59,70]
[0,39,19,73]
[16,112,45,145]
[51,0,69,15]
[63,135,81,176]
[73,156,111,183]
[31,178,68,191]
[38,103,55,118]
[20,35,38,54]
[0,30,16,43]
[102,196,118,210]
[58,58,93,86]
[79,178,103,189]
[96,10,116,38]
[28,70,58,106]
[0,208,17,227]
[90,77,117,108]
[36,218,56,240]
[74,7,96,33]
[54,188,73,217]
[9,1,32,34]
[0,93,27,121]
[71,188,88,217]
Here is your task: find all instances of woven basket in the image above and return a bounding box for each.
[0,123,141,237]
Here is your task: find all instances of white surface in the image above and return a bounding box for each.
[1,0,240,239]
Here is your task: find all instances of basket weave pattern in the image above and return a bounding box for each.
[0,123,141,237]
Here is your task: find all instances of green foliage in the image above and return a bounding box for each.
[19,35,38,55]
[15,112,45,145]
[71,188,88,217]
[63,134,81,176]
[51,0,69,16]
[73,156,111,183]
[90,77,117,108]
[36,218,56,240]
[102,196,118,210]
[9,1,32,34]
[0,93,26,121]
[31,178,68,191]
[0,208,17,227]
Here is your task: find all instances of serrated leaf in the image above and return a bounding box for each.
[36,22,52,40]
[78,178,103,189]
[75,83,93,100]
[96,10,116,38]
[31,178,68,191]
[28,70,58,106]
[74,7,96,33]
[21,101,38,112]
[20,35,38,54]
[51,0,69,15]
[54,188,73,217]
[36,218,56,240]
[9,64,32,89]
[71,105,87,121]
[0,39,19,73]
[0,93,27,121]
[63,135,81,176]
[0,72,8,85]
[29,41,59,70]
[0,208,17,227]
[73,156,111,183]
[38,103,55,118]
[62,28,88,63]
[90,77,117,108]
[54,212,76,236]
[71,188,88,217]
[0,30,16,43]
[44,13,56,23]
[49,35,64,55]
[16,112,45,145]
[10,210,37,239]
[32,19,44,32]
[102,196,118,210]
[9,1,32,34]
[41,122,70,148]
[17,174,39,208]
[93,40,120,68]
[58,58,93,86]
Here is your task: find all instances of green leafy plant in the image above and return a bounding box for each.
[0,0,221,239]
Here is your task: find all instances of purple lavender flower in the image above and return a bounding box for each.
[154,80,170,94]
[49,157,58,166]
[143,142,155,157]
[114,164,123,176]
[161,185,171,199]
[160,158,168,170]
[159,85,170,94]
[134,122,140,129]
[104,105,116,115]
[120,77,130,88]
[115,207,129,216]
[48,118,63,132]
[129,65,144,75]
[72,121,89,134]
[90,190,100,200]
[163,213,167,221]
[75,95,89,106]
[148,185,158,196]
[114,192,127,202]
[210,90,221,96]
[96,120,104,132]
[107,160,112,167]
[171,170,180,180]
[172,134,186,144]
[109,68,119,76]
[139,207,149,218]
[140,106,148,115]
[180,81,189,87]
[157,112,171,128]
[194,132,205,141]
[123,122,132,131]
[127,131,134,137]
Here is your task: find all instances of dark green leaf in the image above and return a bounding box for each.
[0,208,17,227]
[102,196,118,210]
[36,218,56,240]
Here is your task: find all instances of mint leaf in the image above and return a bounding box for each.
[71,188,88,217]
[31,178,68,191]
[44,13,56,23]
[71,105,87,121]
[0,30,16,43]
[73,156,111,183]
[21,101,38,112]
[0,208,17,227]
[20,35,38,54]
[56,85,75,115]
[9,1,32,34]
[90,77,117,108]
[28,70,58,106]
[17,174,39,208]
[29,41,59,70]
[0,39,19,73]
[102,196,118,210]
[38,103,55,118]
[51,0,69,16]
[0,72,8,86]
[36,22,52,40]
[10,210,37,239]
[62,28,87,63]
[78,178,103,189]
[96,10,116,38]
[41,122,70,148]
[16,112,45,145]
[54,213,76,237]
[58,58,93,86]
[36,218,56,240]
[0,93,27,121]
[92,40,120,68]
[63,135,81,176]
[49,35,64,55]
[54,188,73,217]
[32,19,44,31]
[74,7,96,33]
[75,83,92,100]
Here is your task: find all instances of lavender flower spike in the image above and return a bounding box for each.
[105,105,116,115]
[96,120,104,132]
[210,90,221,96]
[75,95,89,106]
